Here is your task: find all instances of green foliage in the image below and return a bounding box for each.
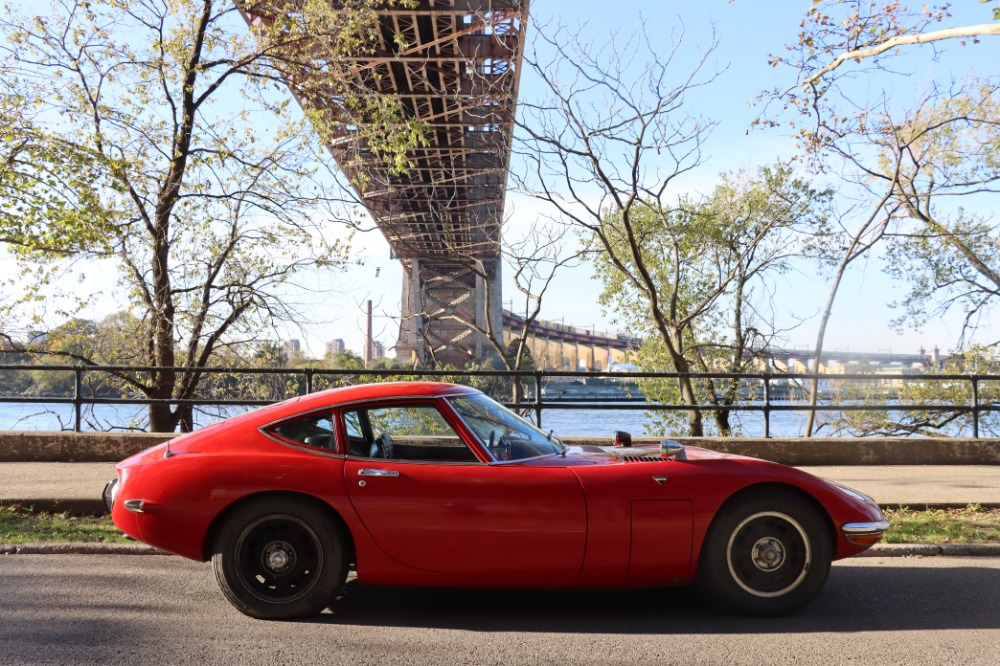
[0,0,423,431]
[874,83,1000,336]
[984,0,1000,22]
[591,163,831,435]
[814,348,1000,437]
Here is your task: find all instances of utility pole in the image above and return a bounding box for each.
[364,300,373,368]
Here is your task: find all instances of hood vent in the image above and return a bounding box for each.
[617,455,661,463]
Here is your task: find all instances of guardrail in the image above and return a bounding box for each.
[2,364,999,437]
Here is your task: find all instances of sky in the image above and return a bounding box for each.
[3,1,999,360]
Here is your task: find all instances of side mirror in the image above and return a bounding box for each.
[613,430,632,447]
[660,440,687,461]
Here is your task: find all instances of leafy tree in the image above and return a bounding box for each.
[0,0,422,431]
[591,165,830,436]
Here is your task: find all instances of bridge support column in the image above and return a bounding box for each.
[396,259,502,367]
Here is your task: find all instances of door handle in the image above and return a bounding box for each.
[358,468,400,478]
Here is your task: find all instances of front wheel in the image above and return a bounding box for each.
[698,491,832,615]
[212,497,347,620]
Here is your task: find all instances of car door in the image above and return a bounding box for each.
[342,401,587,584]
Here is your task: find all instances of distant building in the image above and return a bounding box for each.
[282,339,302,360]
[372,340,385,358]
[326,338,346,357]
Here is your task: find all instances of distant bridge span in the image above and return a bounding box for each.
[501,311,946,371]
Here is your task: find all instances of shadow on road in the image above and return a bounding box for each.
[316,562,1000,634]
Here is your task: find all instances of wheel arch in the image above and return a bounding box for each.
[201,491,356,565]
[697,482,837,570]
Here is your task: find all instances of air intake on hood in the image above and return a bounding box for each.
[618,455,661,463]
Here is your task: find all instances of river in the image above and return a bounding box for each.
[0,400,814,437]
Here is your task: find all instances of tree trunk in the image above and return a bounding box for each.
[148,401,179,433]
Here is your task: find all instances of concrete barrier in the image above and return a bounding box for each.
[0,431,178,462]
[2,430,1000,465]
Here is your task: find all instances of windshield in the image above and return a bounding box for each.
[448,393,564,461]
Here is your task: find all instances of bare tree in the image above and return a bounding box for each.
[760,2,1000,435]
[511,21,725,435]
[794,1,1000,86]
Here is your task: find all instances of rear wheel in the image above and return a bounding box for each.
[698,490,832,615]
[212,497,347,619]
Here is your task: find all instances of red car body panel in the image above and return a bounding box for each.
[110,382,884,589]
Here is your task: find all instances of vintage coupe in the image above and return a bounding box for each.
[104,382,888,619]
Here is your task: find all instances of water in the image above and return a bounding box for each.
[0,401,813,437]
[538,406,811,438]
[0,402,252,432]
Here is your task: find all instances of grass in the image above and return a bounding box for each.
[0,505,131,545]
[3,503,1000,546]
[882,504,1000,544]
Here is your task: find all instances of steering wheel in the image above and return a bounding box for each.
[370,433,393,459]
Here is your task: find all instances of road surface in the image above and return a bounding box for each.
[1,555,998,665]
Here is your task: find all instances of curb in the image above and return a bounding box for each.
[857,543,1000,558]
[1,542,166,555]
[3,542,1000,557]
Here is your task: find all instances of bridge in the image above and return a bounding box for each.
[500,310,948,372]
[502,310,641,370]
[243,0,528,367]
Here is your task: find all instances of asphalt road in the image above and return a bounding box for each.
[2,555,998,665]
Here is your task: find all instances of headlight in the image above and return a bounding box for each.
[827,480,878,507]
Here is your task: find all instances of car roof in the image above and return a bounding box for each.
[276,381,480,412]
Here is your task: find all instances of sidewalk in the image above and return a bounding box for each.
[2,462,1000,514]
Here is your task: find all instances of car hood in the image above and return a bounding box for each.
[522,444,752,467]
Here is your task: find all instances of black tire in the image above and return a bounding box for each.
[698,490,832,616]
[211,497,348,620]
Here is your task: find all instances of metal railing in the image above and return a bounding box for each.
[2,363,1000,437]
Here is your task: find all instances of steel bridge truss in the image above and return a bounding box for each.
[241,0,529,366]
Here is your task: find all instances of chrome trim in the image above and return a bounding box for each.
[123,499,145,513]
[841,520,890,534]
[102,478,119,512]
[487,452,560,465]
[660,440,687,461]
[358,468,400,478]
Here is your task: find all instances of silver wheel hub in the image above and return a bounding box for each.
[751,537,786,572]
[262,541,295,574]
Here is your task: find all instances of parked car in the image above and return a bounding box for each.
[104,382,888,619]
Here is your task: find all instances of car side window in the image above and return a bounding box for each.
[271,412,336,450]
[343,404,478,463]
[344,411,363,439]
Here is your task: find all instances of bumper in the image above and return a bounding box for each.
[842,520,891,546]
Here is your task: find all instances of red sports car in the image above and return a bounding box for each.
[104,382,888,619]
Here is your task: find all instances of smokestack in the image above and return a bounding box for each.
[364,300,373,368]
